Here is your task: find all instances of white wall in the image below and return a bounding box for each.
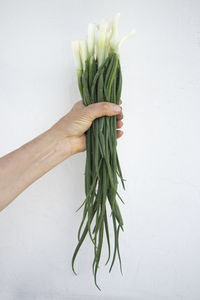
[0,0,200,299]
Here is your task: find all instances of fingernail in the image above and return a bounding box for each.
[114,105,121,113]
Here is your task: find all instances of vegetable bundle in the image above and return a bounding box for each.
[72,13,134,290]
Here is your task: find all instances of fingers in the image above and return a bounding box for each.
[84,102,122,121]
[117,100,123,119]
[117,101,123,138]
[116,117,124,138]
[74,99,122,112]
[117,130,124,138]
[117,120,123,129]
[116,111,123,120]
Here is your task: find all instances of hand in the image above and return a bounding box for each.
[0,100,124,210]
[50,100,123,155]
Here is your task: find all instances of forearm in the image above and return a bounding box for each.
[0,129,72,211]
[0,100,122,212]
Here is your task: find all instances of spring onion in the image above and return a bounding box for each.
[71,13,134,290]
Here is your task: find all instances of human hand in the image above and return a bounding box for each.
[50,100,123,155]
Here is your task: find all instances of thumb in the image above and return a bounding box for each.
[84,102,121,121]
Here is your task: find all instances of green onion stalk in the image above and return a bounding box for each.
[71,13,134,290]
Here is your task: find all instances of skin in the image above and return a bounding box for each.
[0,100,123,212]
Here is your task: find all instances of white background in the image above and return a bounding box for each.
[0,0,200,299]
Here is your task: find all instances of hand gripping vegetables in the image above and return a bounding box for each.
[71,13,134,290]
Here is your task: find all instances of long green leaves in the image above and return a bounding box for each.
[71,13,134,290]
[72,53,125,290]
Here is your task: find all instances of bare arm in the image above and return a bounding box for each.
[0,101,123,211]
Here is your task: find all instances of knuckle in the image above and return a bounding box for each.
[85,105,94,119]
[101,102,110,112]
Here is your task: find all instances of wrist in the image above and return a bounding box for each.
[45,128,73,160]
[47,127,86,157]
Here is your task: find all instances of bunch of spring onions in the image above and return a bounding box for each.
[71,13,134,290]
